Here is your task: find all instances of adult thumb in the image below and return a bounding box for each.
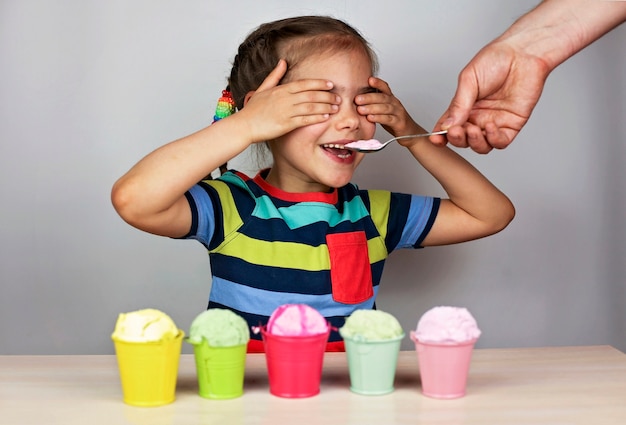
[439,71,477,130]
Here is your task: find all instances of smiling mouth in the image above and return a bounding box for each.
[321,143,353,159]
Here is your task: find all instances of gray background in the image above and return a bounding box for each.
[1,0,624,354]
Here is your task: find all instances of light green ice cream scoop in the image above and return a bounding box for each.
[188,309,250,347]
[339,309,404,342]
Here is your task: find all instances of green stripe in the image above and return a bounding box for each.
[219,172,251,190]
[254,195,370,229]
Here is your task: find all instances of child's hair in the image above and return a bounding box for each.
[228,15,379,111]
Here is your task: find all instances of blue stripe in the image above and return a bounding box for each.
[240,214,381,245]
[210,253,387,293]
[186,184,216,246]
[243,216,329,245]
[398,195,436,249]
[211,254,332,294]
[414,198,440,248]
[209,277,378,317]
[181,191,200,242]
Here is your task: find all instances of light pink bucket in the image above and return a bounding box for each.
[411,331,477,399]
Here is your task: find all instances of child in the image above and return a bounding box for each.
[111,16,515,352]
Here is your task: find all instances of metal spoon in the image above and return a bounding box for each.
[344,130,448,153]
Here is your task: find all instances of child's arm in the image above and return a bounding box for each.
[111,60,340,238]
[355,77,515,246]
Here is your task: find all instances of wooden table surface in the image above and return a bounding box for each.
[1,345,626,424]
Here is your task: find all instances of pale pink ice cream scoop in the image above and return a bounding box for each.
[267,304,329,336]
[413,306,481,344]
[344,139,383,150]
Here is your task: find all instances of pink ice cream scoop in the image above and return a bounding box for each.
[413,306,481,344]
[267,304,329,336]
[343,139,383,150]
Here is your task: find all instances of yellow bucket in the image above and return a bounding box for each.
[112,331,184,406]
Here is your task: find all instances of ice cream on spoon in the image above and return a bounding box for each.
[344,130,448,153]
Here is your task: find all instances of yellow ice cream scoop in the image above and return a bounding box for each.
[111,308,180,342]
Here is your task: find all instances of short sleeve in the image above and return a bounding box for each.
[396,196,440,249]
[181,183,217,247]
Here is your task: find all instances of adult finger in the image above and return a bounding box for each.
[431,68,479,145]
[441,125,469,149]
[466,123,493,154]
[484,122,515,150]
[445,70,478,126]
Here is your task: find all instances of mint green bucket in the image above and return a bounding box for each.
[344,334,404,395]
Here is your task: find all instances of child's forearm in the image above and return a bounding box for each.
[111,117,251,235]
[407,139,514,244]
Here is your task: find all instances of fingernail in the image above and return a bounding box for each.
[441,118,454,130]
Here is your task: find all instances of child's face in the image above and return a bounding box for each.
[267,48,375,193]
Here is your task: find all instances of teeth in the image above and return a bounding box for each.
[321,144,353,159]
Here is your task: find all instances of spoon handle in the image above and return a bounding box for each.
[393,130,448,142]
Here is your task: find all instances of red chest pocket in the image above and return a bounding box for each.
[326,231,374,304]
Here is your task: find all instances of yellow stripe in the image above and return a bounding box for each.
[367,237,387,263]
[367,190,390,241]
[220,234,330,270]
[209,181,244,240]
[219,233,388,269]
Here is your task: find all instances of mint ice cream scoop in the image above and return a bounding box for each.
[188,309,250,347]
[339,309,404,342]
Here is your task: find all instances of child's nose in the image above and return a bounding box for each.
[334,102,360,130]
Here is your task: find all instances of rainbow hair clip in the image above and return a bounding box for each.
[212,89,236,123]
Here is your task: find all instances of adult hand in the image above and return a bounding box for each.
[430,41,550,154]
[429,0,626,154]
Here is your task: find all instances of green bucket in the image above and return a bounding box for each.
[190,341,247,399]
[344,334,404,395]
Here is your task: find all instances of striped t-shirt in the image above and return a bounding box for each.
[184,170,439,351]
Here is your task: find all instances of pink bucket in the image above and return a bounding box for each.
[411,331,477,399]
[261,326,330,398]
